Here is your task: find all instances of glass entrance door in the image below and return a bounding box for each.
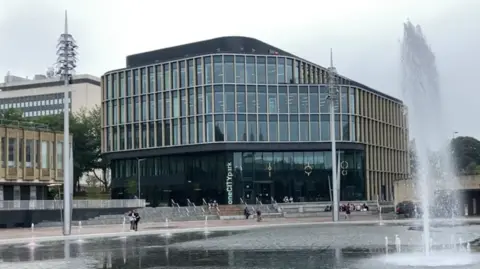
[254,182,273,204]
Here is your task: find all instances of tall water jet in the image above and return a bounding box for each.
[401,20,458,255]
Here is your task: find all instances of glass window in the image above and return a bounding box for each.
[181,118,187,144]
[269,115,278,141]
[247,86,256,113]
[214,85,224,113]
[172,62,178,89]
[320,114,330,140]
[320,86,329,113]
[141,96,147,121]
[236,85,246,113]
[237,114,247,141]
[335,114,341,140]
[257,85,267,113]
[278,86,288,113]
[349,88,356,114]
[299,86,308,113]
[41,141,48,169]
[286,58,293,83]
[172,119,179,145]
[187,60,194,87]
[309,86,319,113]
[310,114,320,141]
[196,87,204,114]
[225,114,235,141]
[197,116,204,143]
[8,138,16,167]
[180,90,187,117]
[204,56,212,84]
[188,117,195,143]
[277,57,285,83]
[205,115,214,142]
[188,88,195,115]
[120,72,125,97]
[126,71,132,96]
[268,86,277,113]
[113,100,118,124]
[288,86,298,113]
[172,91,180,117]
[133,69,139,95]
[164,64,170,90]
[119,99,125,123]
[149,122,155,147]
[164,92,171,118]
[155,122,161,147]
[180,61,186,88]
[156,65,163,92]
[134,124,140,148]
[141,68,147,93]
[214,115,224,141]
[294,60,299,83]
[225,85,235,113]
[247,114,257,141]
[126,125,132,149]
[149,67,155,92]
[299,115,309,141]
[119,126,125,150]
[134,97,140,121]
[195,58,203,85]
[267,57,276,84]
[213,56,223,83]
[205,86,213,113]
[257,57,266,84]
[341,87,349,113]
[342,115,350,141]
[258,114,267,141]
[279,115,288,141]
[289,115,299,141]
[127,98,132,122]
[26,139,33,168]
[156,93,163,119]
[224,55,234,83]
[141,123,147,148]
[164,120,171,146]
[350,115,356,141]
[149,94,155,120]
[235,56,245,83]
[246,56,256,84]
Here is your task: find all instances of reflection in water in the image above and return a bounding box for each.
[1,230,480,268]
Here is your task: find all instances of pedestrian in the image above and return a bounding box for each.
[256,208,262,222]
[244,207,250,219]
[345,204,351,220]
[127,211,135,231]
[133,210,141,231]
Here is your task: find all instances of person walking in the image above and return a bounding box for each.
[127,211,135,231]
[133,210,141,231]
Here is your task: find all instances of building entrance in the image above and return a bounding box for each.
[254,182,273,204]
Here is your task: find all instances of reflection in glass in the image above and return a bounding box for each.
[213,56,223,83]
[299,115,309,141]
[205,86,212,113]
[204,56,212,84]
[278,86,288,113]
[156,93,163,119]
[320,114,330,140]
[149,95,154,120]
[267,57,276,84]
[235,56,245,83]
[248,114,257,141]
[164,92,171,118]
[341,87,349,113]
[269,115,278,141]
[172,91,179,117]
[319,86,329,113]
[309,86,319,113]
[172,119,178,145]
[289,115,299,141]
[286,58,293,83]
[164,64,170,90]
[258,115,267,141]
[188,88,194,115]
[246,57,256,84]
[187,60,194,87]
[214,115,224,141]
[224,56,234,83]
[126,71,132,96]
[172,62,178,89]
[197,116,204,143]
[181,118,187,144]
[268,86,277,113]
[164,120,170,146]
[257,86,267,113]
[180,61,186,88]
[225,114,235,141]
[279,115,288,141]
[288,86,298,113]
[310,114,320,141]
[299,86,308,113]
[237,114,247,141]
[342,115,350,141]
[196,87,204,114]
[257,57,266,84]
[180,90,187,116]
[225,85,235,113]
[133,69,139,95]
[156,66,162,92]
[349,88,356,114]
[214,85,224,113]
[195,58,203,85]
[277,57,285,83]
[294,60,299,83]
[351,116,356,141]
[247,86,256,113]
[236,85,246,113]
[335,114,341,140]
[148,67,154,92]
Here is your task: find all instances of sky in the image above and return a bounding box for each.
[0,0,479,138]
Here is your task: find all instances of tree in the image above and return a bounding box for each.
[451,136,480,175]
[0,108,23,122]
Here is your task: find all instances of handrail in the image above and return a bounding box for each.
[0,199,146,210]
[256,197,263,206]
[202,198,212,214]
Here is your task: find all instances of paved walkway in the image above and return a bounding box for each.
[0,215,478,245]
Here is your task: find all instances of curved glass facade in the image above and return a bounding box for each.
[102,54,357,152]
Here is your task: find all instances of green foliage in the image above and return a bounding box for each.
[126,177,137,197]
[0,108,23,121]
[451,136,480,175]
[1,105,107,193]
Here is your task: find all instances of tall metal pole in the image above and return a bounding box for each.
[57,10,78,235]
[137,159,141,199]
[328,49,339,222]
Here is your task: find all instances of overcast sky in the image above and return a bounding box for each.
[0,0,479,138]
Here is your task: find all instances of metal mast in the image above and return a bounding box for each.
[56,10,78,235]
[327,49,339,222]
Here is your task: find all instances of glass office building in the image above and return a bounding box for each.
[102,36,409,206]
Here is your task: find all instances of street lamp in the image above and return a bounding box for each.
[56,10,78,236]
[137,158,146,199]
[327,49,340,222]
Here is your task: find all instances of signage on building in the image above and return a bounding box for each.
[226,162,233,204]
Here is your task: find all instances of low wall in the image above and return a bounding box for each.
[0,208,138,228]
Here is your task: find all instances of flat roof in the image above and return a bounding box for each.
[116,36,401,103]
[0,74,100,92]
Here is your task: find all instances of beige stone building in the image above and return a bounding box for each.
[0,121,72,200]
